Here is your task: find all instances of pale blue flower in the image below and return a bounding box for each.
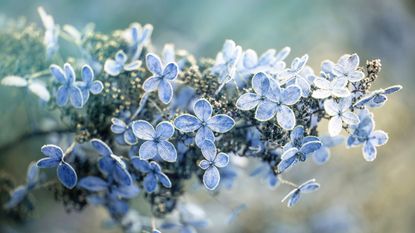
[125,23,153,60]
[312,136,344,164]
[50,63,84,108]
[37,144,78,189]
[278,126,322,172]
[236,72,301,129]
[346,110,388,161]
[281,179,320,207]
[240,49,279,75]
[162,43,176,65]
[131,120,177,162]
[104,50,142,76]
[174,98,235,146]
[4,162,39,209]
[354,85,402,108]
[37,7,59,58]
[90,139,133,186]
[324,97,360,136]
[198,140,229,190]
[131,158,172,193]
[312,75,350,99]
[333,54,365,82]
[143,53,179,104]
[77,64,103,104]
[211,40,242,84]
[111,118,138,145]
[280,56,316,97]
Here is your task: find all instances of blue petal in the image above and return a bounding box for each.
[112,184,140,199]
[57,162,78,189]
[174,114,201,132]
[299,180,320,193]
[146,53,163,75]
[111,118,127,134]
[155,121,175,140]
[255,100,277,121]
[81,64,94,83]
[131,157,151,173]
[287,190,301,207]
[56,86,69,106]
[276,105,296,130]
[193,98,212,121]
[199,140,217,161]
[214,152,229,168]
[195,127,215,147]
[115,50,128,64]
[113,163,132,186]
[78,176,108,191]
[90,139,113,157]
[124,129,138,145]
[199,160,210,170]
[4,186,27,209]
[251,72,270,96]
[131,120,155,140]
[143,76,161,92]
[158,80,173,104]
[295,76,311,97]
[207,114,235,133]
[37,157,60,168]
[156,172,172,188]
[281,85,301,105]
[104,59,123,76]
[384,85,402,94]
[163,63,179,80]
[290,126,304,142]
[312,147,330,164]
[236,93,260,110]
[363,141,377,162]
[98,156,114,176]
[64,63,76,84]
[41,144,63,160]
[300,141,322,155]
[69,86,84,108]
[143,173,157,193]
[278,148,298,172]
[50,65,66,84]
[203,166,220,190]
[26,162,39,188]
[139,141,158,160]
[90,81,103,94]
[157,141,177,162]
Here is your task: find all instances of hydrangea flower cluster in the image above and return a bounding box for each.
[1,7,402,233]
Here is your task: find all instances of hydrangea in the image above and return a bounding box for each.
[124,23,153,60]
[143,53,179,104]
[354,85,402,108]
[174,98,235,146]
[90,139,133,186]
[239,49,279,75]
[198,140,230,190]
[324,97,359,136]
[50,63,84,108]
[36,144,78,189]
[211,40,242,84]
[236,72,301,129]
[312,75,350,99]
[111,118,138,145]
[104,50,142,76]
[346,110,388,161]
[278,126,322,172]
[131,120,177,162]
[281,179,320,207]
[332,54,365,82]
[131,158,172,193]
[4,162,39,209]
[77,64,104,104]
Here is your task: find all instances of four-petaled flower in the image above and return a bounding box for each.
[4,162,39,209]
[354,85,402,108]
[125,23,153,60]
[211,40,242,84]
[346,110,388,161]
[50,63,84,108]
[236,72,301,130]
[198,140,230,190]
[240,49,279,75]
[312,75,350,99]
[278,126,322,172]
[111,118,138,145]
[37,144,78,189]
[90,139,133,186]
[324,98,360,136]
[104,50,142,76]
[131,120,177,162]
[143,53,179,104]
[333,54,365,82]
[131,158,172,193]
[281,179,320,207]
[174,98,235,146]
[77,64,104,104]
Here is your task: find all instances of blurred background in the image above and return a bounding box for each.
[0,0,414,232]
